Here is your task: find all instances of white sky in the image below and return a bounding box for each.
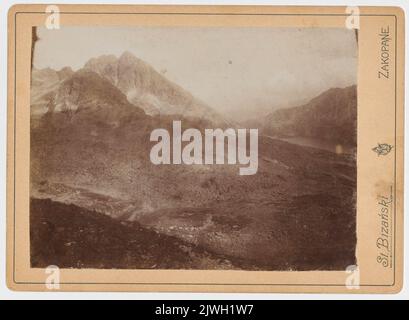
[34,26,357,120]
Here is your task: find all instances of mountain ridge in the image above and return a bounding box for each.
[262,85,357,146]
[83,51,225,124]
[31,51,226,125]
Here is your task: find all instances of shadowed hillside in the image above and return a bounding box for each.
[30,198,240,269]
[262,86,357,146]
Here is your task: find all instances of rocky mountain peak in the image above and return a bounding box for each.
[31,52,226,125]
[82,52,225,124]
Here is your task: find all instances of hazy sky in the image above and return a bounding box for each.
[34,26,357,120]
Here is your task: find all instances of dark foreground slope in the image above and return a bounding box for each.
[30,198,240,269]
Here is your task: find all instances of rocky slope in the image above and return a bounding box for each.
[31,67,74,115]
[31,110,357,270]
[31,52,225,125]
[84,52,225,124]
[31,198,238,269]
[262,85,357,146]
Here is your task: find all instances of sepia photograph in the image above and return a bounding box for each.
[29,26,358,271]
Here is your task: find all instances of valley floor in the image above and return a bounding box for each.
[30,137,357,271]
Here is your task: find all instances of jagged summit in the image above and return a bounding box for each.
[31,51,225,125]
[119,50,140,61]
[82,51,225,124]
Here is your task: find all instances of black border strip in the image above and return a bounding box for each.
[12,11,398,287]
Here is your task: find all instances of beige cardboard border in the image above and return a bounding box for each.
[7,4,405,293]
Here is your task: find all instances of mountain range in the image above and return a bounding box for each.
[31,51,225,126]
[30,52,357,270]
[32,52,357,148]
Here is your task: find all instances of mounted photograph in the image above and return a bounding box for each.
[7,4,404,293]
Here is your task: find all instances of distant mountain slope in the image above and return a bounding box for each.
[263,85,357,145]
[53,70,145,119]
[31,67,74,115]
[84,52,225,124]
[31,70,147,134]
[31,52,226,125]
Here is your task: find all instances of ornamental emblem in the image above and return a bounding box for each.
[372,143,393,156]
